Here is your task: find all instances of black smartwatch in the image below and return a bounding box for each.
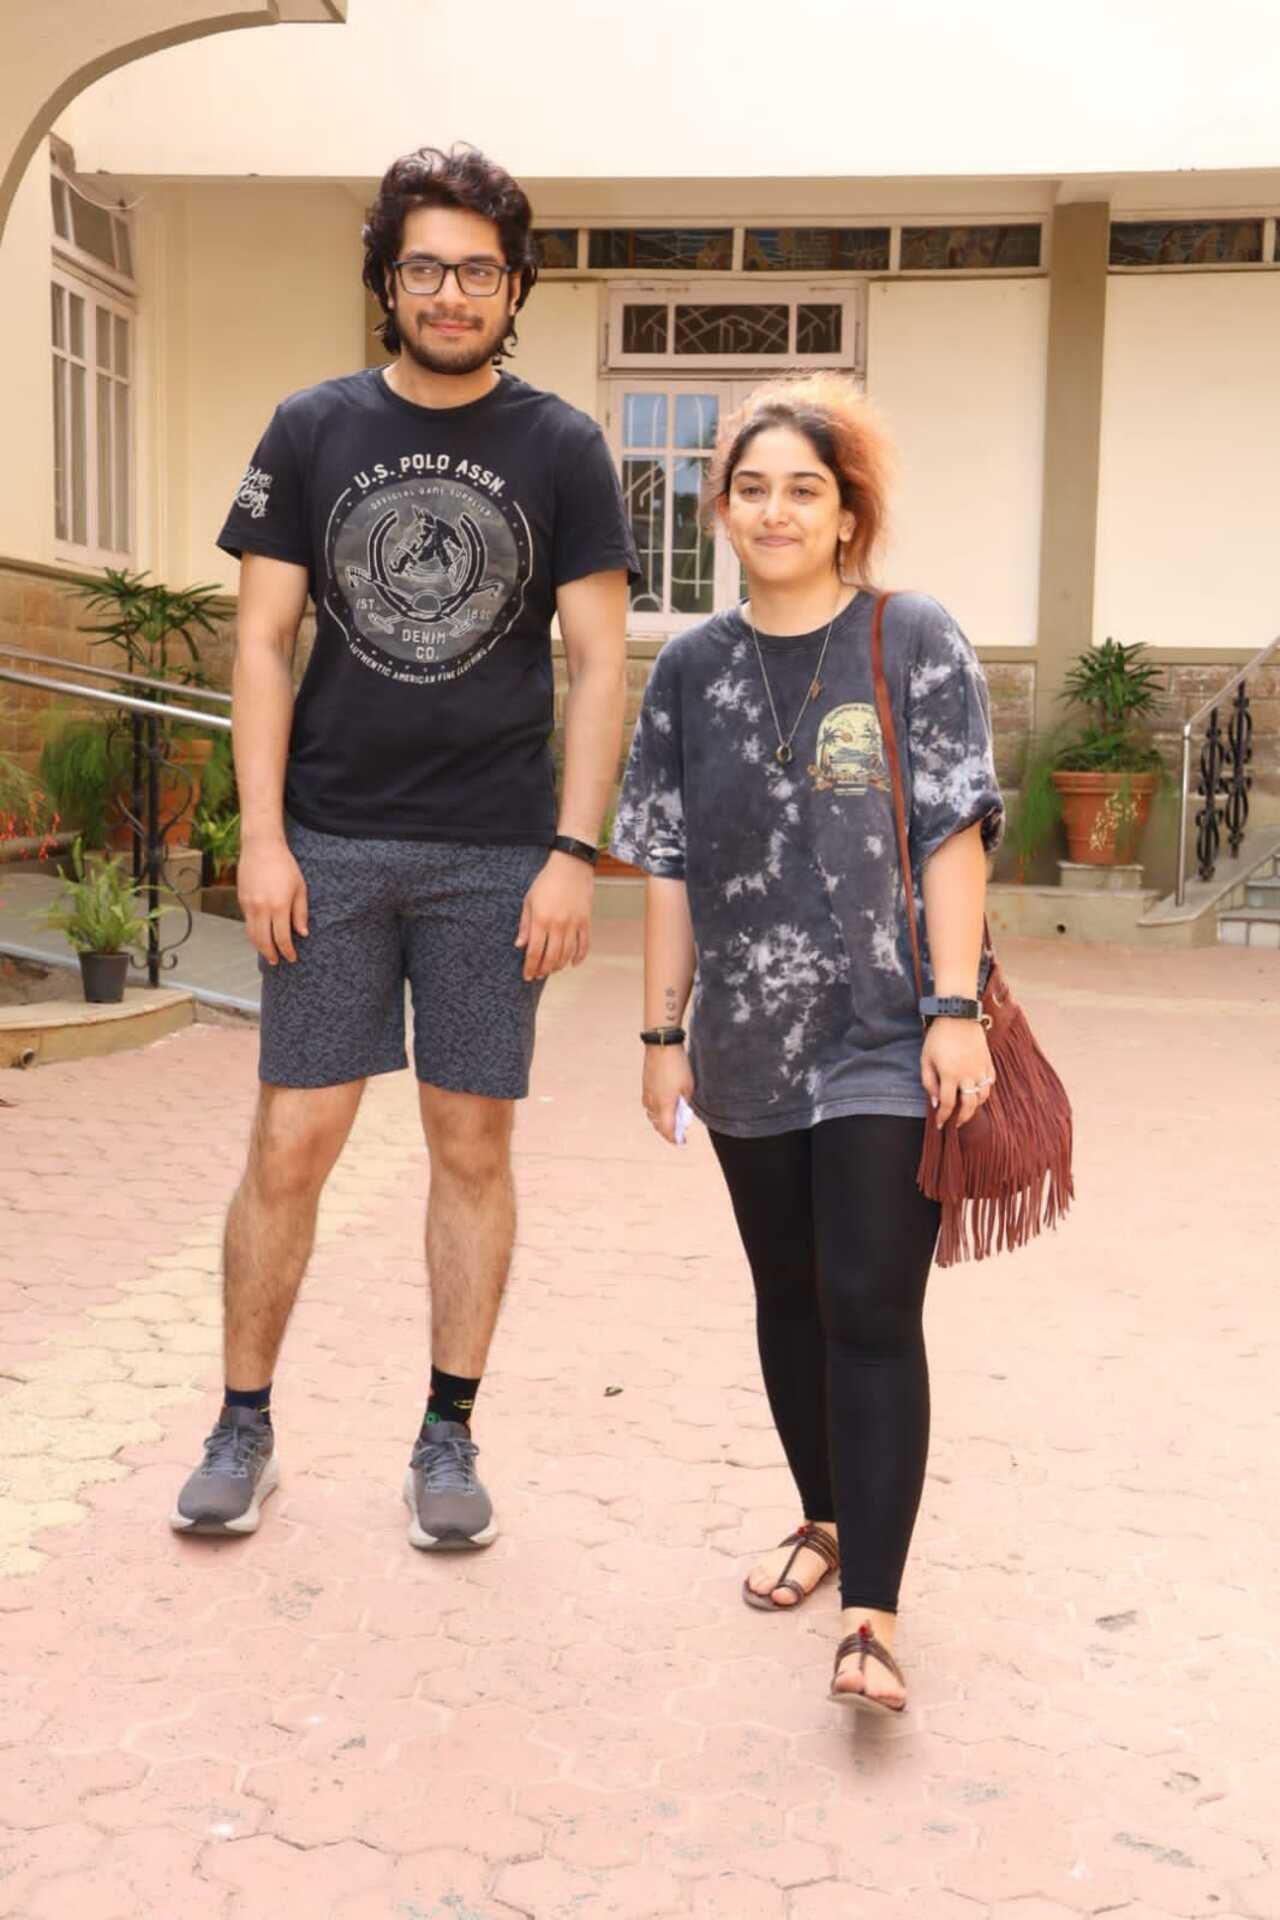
[919,996,983,1023]
[551,834,599,867]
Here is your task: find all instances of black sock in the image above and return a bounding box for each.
[423,1366,480,1432]
[225,1383,272,1425]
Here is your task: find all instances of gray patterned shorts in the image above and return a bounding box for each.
[258,819,548,1095]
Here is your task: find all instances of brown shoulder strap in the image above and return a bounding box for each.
[871,591,925,1003]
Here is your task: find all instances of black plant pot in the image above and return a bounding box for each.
[79,951,130,1004]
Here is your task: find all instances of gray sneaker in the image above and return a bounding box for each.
[169,1405,279,1535]
[403,1419,496,1550]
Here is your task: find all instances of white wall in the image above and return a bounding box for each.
[867,278,1048,648]
[506,279,600,421]
[141,183,366,589]
[0,141,56,563]
[1095,273,1280,654]
[57,0,1280,181]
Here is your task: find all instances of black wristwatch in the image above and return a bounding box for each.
[640,1026,687,1046]
[919,995,983,1023]
[551,834,599,867]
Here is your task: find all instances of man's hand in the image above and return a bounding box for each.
[921,1017,995,1131]
[515,851,594,980]
[238,835,309,966]
[643,1044,694,1145]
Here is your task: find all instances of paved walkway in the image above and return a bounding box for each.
[1,923,1278,1920]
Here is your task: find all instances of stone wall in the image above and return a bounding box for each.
[5,558,1275,871]
[0,558,237,776]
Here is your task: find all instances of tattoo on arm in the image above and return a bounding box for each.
[663,987,680,1022]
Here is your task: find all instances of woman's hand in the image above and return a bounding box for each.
[643,1044,695,1145]
[921,1018,995,1131]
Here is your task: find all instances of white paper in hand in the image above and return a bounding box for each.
[674,1095,694,1146]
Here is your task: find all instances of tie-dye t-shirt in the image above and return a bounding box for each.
[610,590,1004,1138]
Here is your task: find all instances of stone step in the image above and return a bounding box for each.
[1245,875,1280,909]
[0,986,195,1067]
[1218,908,1280,949]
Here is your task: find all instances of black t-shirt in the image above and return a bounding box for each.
[217,369,639,843]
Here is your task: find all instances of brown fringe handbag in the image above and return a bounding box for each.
[871,592,1075,1267]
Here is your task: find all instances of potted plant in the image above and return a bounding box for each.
[1050,640,1164,866]
[194,809,242,917]
[38,838,156,1003]
[36,710,127,849]
[65,568,225,843]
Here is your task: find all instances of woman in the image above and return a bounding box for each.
[610,374,1003,1712]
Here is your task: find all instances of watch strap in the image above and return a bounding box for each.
[552,833,599,867]
[640,1026,686,1046]
[919,996,982,1021]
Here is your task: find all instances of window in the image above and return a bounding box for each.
[611,384,756,628]
[1109,219,1265,267]
[608,286,864,372]
[50,165,135,561]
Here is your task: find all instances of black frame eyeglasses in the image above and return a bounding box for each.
[391,256,513,298]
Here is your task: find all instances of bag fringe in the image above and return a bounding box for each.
[917,999,1074,1268]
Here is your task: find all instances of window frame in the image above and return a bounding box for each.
[605,281,865,374]
[606,376,760,636]
[51,165,136,568]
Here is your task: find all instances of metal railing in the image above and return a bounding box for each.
[1175,631,1280,906]
[0,644,231,986]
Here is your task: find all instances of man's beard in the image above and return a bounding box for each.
[398,306,509,377]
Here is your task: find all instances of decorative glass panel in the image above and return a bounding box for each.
[796,304,842,354]
[623,392,668,447]
[97,371,113,550]
[901,224,1041,270]
[674,303,789,355]
[52,361,67,542]
[1108,220,1263,266]
[69,363,87,546]
[71,189,117,267]
[622,304,669,354]
[115,381,129,552]
[744,227,890,272]
[533,227,578,270]
[674,393,719,450]
[623,457,666,612]
[590,228,733,271]
[671,457,714,614]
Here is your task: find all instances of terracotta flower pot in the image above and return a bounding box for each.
[79,951,129,1003]
[1051,770,1157,866]
[595,851,642,878]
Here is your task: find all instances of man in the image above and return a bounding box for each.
[171,145,637,1549]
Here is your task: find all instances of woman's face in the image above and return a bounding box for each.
[719,424,855,593]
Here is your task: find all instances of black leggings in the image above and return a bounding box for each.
[710,1115,940,1613]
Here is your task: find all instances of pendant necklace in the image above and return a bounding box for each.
[747,600,842,767]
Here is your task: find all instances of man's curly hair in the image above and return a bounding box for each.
[362,144,538,361]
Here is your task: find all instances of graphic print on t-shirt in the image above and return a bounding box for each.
[326,459,532,687]
[807,702,889,794]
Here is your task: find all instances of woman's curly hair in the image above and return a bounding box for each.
[362,144,538,360]
[703,373,895,583]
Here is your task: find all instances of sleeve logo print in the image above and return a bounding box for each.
[808,703,889,795]
[234,465,273,521]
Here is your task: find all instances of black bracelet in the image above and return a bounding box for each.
[551,833,599,867]
[640,1026,686,1046]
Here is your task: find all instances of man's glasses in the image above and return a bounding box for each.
[391,256,512,298]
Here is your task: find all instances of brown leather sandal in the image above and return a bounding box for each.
[742,1521,839,1611]
[830,1620,907,1713]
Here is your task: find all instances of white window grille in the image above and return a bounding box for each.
[50,165,136,562]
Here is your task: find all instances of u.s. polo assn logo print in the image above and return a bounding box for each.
[324,453,532,688]
[234,465,273,520]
